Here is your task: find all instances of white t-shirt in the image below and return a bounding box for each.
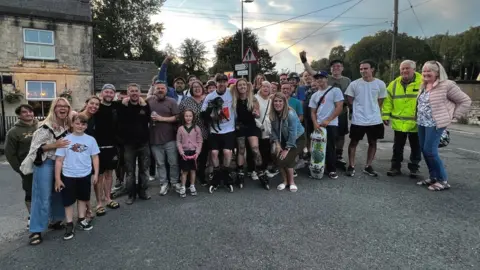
[345,78,387,126]
[201,88,235,134]
[254,94,272,139]
[308,86,344,126]
[55,133,100,178]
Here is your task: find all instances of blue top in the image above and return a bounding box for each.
[288,97,303,116]
[270,110,305,149]
[156,61,177,99]
[292,86,306,101]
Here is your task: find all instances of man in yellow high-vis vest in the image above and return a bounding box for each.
[382,60,422,178]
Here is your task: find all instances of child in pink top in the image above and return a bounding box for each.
[176,110,203,198]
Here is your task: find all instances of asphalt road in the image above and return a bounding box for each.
[0,125,479,270]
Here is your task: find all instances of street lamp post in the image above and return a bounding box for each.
[241,0,254,80]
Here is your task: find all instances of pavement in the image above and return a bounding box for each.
[0,125,480,269]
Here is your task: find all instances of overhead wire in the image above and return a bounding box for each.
[406,0,427,38]
[270,0,366,58]
[200,0,358,44]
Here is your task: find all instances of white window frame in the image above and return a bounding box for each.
[25,81,57,101]
[23,28,56,60]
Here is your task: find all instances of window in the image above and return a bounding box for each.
[26,81,56,117]
[23,29,55,60]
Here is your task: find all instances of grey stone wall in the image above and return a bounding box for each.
[0,16,93,115]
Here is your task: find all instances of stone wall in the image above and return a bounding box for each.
[457,82,480,125]
[0,16,93,115]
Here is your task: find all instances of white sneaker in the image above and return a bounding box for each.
[179,186,186,198]
[189,185,197,196]
[159,184,169,196]
[149,176,155,182]
[251,171,259,181]
[266,169,279,178]
[173,183,182,194]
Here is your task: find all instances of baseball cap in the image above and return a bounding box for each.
[154,79,167,85]
[330,59,344,66]
[216,74,228,82]
[313,71,329,79]
[174,77,186,84]
[102,84,116,91]
[288,72,300,80]
[206,80,216,87]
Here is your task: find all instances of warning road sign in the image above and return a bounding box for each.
[242,47,258,63]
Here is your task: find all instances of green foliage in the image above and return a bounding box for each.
[178,38,208,77]
[309,27,480,83]
[92,0,165,60]
[210,28,276,77]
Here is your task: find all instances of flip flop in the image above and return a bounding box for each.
[277,183,287,190]
[289,184,298,192]
[96,206,106,216]
[106,200,120,209]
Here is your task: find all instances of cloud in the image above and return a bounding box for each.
[267,1,293,11]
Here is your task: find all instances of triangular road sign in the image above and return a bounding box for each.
[242,47,258,63]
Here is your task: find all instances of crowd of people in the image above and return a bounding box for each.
[3,52,471,245]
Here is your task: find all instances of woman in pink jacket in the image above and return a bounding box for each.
[416,61,471,191]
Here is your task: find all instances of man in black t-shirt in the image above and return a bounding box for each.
[94,84,121,214]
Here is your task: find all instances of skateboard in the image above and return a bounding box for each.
[309,128,327,179]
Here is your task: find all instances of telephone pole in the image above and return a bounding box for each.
[390,0,399,80]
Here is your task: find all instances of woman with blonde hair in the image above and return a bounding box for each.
[269,92,305,192]
[231,78,265,189]
[416,61,471,191]
[20,97,72,245]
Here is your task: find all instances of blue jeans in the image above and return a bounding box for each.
[151,141,179,185]
[30,159,65,233]
[418,126,447,182]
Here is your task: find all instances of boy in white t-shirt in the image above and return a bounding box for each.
[345,60,387,177]
[55,114,100,241]
[308,71,344,179]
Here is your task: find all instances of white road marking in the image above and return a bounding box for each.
[449,130,475,135]
[457,148,480,154]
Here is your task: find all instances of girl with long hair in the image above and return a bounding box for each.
[269,92,305,192]
[231,78,266,189]
[20,97,72,245]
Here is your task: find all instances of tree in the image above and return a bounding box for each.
[257,49,276,74]
[311,58,330,71]
[329,45,346,61]
[178,38,208,76]
[211,28,276,79]
[92,0,165,60]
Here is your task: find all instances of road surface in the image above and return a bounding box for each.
[0,125,479,269]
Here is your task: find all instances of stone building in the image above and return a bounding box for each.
[0,0,93,116]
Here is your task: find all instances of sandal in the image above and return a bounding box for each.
[29,233,42,246]
[428,182,451,191]
[106,200,120,209]
[289,184,298,192]
[96,206,106,216]
[277,183,287,191]
[416,178,436,186]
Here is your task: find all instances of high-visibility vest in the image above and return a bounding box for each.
[382,72,423,132]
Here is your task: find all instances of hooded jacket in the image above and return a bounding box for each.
[4,119,38,174]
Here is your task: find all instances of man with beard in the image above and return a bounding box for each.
[148,80,180,196]
[147,56,186,103]
[300,51,351,169]
[118,83,152,205]
[92,84,121,212]
[4,104,38,227]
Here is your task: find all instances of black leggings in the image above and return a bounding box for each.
[258,138,271,171]
[197,139,210,183]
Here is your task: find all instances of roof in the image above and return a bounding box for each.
[94,58,159,93]
[0,0,91,23]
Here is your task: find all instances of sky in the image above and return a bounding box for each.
[152,0,480,72]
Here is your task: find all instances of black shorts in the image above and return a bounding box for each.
[337,109,349,137]
[179,150,197,172]
[236,126,261,138]
[21,173,33,201]
[349,124,384,141]
[209,131,236,151]
[99,147,118,174]
[61,174,92,207]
